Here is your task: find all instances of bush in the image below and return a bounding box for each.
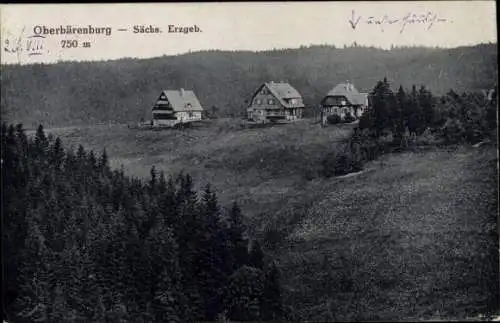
[321,150,363,178]
[327,114,341,125]
[441,118,465,144]
[415,127,440,145]
[216,118,247,133]
[343,113,356,123]
[333,153,363,176]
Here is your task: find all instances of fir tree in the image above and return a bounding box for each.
[227,266,265,321]
[261,262,284,321]
[249,240,265,270]
[228,201,249,271]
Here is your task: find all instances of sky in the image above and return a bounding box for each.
[0,2,497,65]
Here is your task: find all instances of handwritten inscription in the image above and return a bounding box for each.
[349,11,451,33]
[4,28,47,58]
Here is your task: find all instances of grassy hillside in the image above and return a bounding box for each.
[276,144,499,320]
[35,120,499,320]
[2,43,497,128]
[34,119,354,217]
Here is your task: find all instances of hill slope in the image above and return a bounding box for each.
[1,44,497,128]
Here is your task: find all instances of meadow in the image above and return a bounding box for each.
[40,118,499,320]
[39,118,355,218]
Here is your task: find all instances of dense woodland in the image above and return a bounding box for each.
[1,43,497,128]
[2,124,284,322]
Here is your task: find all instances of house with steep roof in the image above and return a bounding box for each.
[320,82,369,125]
[151,88,203,126]
[247,81,306,123]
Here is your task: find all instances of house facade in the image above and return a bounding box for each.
[152,89,203,126]
[320,82,369,125]
[247,81,305,123]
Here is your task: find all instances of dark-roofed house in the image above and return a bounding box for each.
[320,82,369,125]
[152,88,203,126]
[247,81,306,123]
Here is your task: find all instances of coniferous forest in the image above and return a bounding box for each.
[2,123,283,322]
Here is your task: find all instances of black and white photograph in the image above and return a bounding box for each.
[1,2,498,322]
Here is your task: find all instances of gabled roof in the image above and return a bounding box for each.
[155,89,203,111]
[251,82,305,108]
[266,82,302,100]
[326,83,368,106]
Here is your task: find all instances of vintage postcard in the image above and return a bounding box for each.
[1,2,498,322]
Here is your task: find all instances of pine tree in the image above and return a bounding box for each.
[99,148,109,172]
[149,165,157,195]
[418,85,435,128]
[34,124,49,156]
[249,240,264,270]
[228,201,248,271]
[199,183,229,320]
[395,85,407,134]
[50,137,65,170]
[261,262,283,321]
[158,171,167,195]
[227,266,265,321]
[370,78,395,135]
[407,85,423,133]
[76,144,86,162]
[87,150,97,171]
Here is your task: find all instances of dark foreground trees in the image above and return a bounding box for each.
[2,124,283,322]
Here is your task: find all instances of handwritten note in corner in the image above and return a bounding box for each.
[348,10,452,33]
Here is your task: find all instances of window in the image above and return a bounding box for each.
[344,108,349,114]
[268,99,274,104]
[188,112,193,118]
[341,100,347,106]
[256,99,262,105]
[154,113,177,120]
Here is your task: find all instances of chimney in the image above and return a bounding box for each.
[180,88,185,97]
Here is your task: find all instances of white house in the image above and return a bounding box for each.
[152,88,203,126]
[320,82,369,125]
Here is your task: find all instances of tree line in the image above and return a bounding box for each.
[2,124,284,322]
[1,43,496,128]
